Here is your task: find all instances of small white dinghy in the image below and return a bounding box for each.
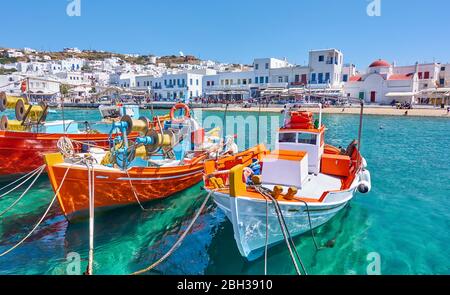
[203,103,371,261]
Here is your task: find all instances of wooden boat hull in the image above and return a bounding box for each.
[45,153,204,219]
[0,130,134,180]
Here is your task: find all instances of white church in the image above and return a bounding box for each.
[344,60,420,104]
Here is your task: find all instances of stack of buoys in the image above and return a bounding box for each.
[285,111,314,129]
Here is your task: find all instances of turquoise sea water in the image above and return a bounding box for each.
[0,108,449,275]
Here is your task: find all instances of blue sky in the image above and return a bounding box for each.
[0,0,448,68]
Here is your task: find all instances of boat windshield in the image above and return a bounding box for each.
[297,133,317,145]
[279,132,296,143]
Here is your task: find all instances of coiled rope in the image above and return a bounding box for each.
[131,190,213,275]
[0,165,46,200]
[0,160,82,257]
[0,165,46,217]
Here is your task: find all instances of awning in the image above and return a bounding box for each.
[419,88,450,94]
[385,92,417,97]
[421,88,450,92]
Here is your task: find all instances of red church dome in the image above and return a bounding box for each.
[369,60,391,68]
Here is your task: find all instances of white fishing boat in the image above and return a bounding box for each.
[98,103,140,121]
[203,103,371,261]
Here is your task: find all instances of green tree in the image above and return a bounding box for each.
[60,84,70,96]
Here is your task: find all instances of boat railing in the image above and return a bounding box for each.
[63,120,110,133]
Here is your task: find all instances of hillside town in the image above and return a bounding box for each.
[1,46,449,107]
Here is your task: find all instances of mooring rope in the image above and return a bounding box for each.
[296,199,324,251]
[0,160,81,257]
[265,188,309,274]
[0,165,46,217]
[125,169,164,212]
[131,190,213,275]
[255,187,306,275]
[85,160,95,275]
[0,165,46,199]
[264,196,269,275]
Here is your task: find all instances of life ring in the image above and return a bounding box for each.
[170,103,191,123]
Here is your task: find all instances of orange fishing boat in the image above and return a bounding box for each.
[0,92,138,180]
[0,130,128,180]
[44,103,239,219]
[45,152,206,218]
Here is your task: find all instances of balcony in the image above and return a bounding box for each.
[164,84,186,89]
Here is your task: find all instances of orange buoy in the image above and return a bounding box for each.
[169,103,191,123]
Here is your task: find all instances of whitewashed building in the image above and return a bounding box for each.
[55,71,88,85]
[60,58,85,71]
[6,49,24,58]
[23,47,37,54]
[344,60,419,104]
[440,64,450,88]
[308,49,344,88]
[0,73,60,101]
[63,47,82,54]
[134,71,203,102]
[202,49,345,101]
[118,73,136,88]
[341,64,357,83]
[28,77,60,100]
[203,70,256,100]
[47,62,63,74]
[343,59,450,104]
[0,74,20,95]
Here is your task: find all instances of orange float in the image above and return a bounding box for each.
[170,103,191,123]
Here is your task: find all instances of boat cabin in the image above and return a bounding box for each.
[256,108,357,191]
[261,110,325,189]
[277,110,325,173]
[276,125,325,175]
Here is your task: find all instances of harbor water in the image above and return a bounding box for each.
[0,108,449,275]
